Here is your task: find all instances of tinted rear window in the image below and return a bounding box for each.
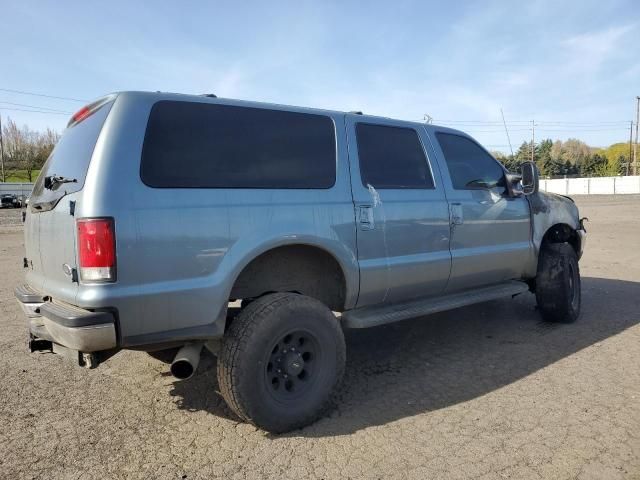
[141,101,336,188]
[355,123,434,189]
[31,101,113,203]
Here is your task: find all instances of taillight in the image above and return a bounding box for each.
[77,218,116,282]
[70,106,92,125]
[67,94,116,128]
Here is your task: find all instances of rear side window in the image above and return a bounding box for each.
[355,123,434,189]
[436,133,505,190]
[141,101,336,188]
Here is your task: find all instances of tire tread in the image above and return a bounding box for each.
[217,292,345,432]
[535,243,581,323]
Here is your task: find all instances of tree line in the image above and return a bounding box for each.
[0,118,59,182]
[492,138,633,178]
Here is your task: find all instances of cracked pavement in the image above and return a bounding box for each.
[0,195,639,479]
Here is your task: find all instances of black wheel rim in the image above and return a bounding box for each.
[568,262,580,311]
[264,330,320,401]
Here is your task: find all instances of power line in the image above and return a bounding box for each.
[0,88,88,103]
[447,125,629,132]
[436,118,630,123]
[0,101,72,114]
[0,107,71,115]
[534,128,629,132]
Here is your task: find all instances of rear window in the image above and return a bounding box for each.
[141,101,337,189]
[31,101,113,204]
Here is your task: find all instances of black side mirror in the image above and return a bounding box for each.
[521,162,539,195]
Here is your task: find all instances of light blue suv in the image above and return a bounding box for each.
[15,91,586,432]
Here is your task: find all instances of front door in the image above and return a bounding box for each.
[428,129,532,292]
[345,115,451,307]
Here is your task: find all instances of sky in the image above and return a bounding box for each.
[2,0,639,153]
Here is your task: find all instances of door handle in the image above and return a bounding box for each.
[359,206,374,230]
[450,203,463,225]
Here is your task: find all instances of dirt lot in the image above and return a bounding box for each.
[1,196,639,480]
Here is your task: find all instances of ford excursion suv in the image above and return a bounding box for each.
[15,92,586,433]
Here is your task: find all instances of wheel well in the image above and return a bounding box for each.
[540,223,580,255]
[230,245,347,312]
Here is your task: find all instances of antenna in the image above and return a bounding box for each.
[423,114,433,124]
[500,108,514,157]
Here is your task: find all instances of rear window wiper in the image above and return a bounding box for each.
[44,174,77,190]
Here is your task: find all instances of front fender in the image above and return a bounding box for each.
[527,191,583,255]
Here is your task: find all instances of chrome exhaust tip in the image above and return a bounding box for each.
[170,342,204,380]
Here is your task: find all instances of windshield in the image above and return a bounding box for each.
[30,100,114,211]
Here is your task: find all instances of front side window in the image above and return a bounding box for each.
[141,101,336,188]
[436,133,505,190]
[355,123,434,189]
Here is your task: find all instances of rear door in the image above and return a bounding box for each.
[428,129,532,292]
[345,115,451,306]
[25,98,114,302]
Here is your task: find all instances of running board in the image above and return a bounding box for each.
[342,281,529,329]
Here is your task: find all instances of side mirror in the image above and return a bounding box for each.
[520,161,539,195]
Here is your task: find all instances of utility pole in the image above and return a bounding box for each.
[629,121,634,176]
[531,120,535,163]
[634,96,640,176]
[0,113,5,183]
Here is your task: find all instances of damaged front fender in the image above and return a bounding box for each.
[527,191,586,259]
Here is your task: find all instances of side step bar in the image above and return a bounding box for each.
[342,281,529,329]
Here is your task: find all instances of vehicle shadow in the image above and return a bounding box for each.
[169,277,640,437]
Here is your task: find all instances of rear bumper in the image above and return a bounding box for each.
[15,284,117,352]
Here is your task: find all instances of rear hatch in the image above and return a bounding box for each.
[24,96,115,301]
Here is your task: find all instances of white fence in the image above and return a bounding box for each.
[0,182,34,196]
[540,176,640,195]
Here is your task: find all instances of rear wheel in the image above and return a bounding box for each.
[535,243,581,323]
[217,292,345,433]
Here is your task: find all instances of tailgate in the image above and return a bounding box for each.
[25,97,114,301]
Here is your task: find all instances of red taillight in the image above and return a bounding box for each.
[77,218,116,282]
[71,106,92,125]
[66,94,116,128]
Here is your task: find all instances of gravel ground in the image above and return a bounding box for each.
[0,207,22,228]
[0,196,639,479]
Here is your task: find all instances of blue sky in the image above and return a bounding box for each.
[2,0,638,152]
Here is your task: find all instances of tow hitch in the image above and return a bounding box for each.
[28,334,115,369]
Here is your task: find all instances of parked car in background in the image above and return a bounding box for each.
[14,91,586,433]
[1,194,20,208]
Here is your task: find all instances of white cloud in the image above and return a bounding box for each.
[563,24,636,70]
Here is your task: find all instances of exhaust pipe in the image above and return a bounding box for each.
[170,342,204,380]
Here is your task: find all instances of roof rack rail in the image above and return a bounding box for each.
[201,93,217,98]
[348,110,363,115]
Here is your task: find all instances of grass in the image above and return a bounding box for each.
[2,170,40,183]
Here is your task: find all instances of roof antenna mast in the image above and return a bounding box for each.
[500,108,514,157]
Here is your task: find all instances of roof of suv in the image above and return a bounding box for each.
[111,90,463,135]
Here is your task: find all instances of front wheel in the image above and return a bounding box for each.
[535,243,581,323]
[217,293,346,433]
